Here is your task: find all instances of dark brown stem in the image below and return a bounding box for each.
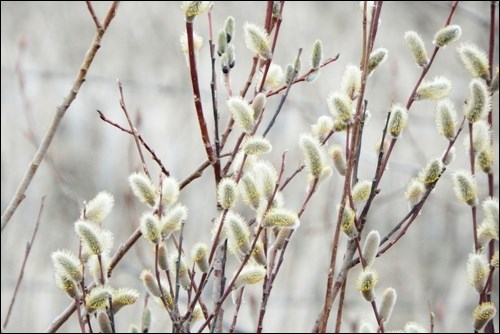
[2,196,45,329]
[118,81,150,178]
[185,21,217,179]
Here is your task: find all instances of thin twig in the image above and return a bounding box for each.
[2,196,45,329]
[208,10,221,185]
[118,81,150,178]
[334,280,347,333]
[262,49,302,137]
[229,288,245,333]
[85,1,102,30]
[1,1,120,232]
[96,110,171,177]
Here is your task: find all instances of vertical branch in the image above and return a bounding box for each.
[334,280,347,333]
[208,11,222,184]
[118,81,150,178]
[185,21,218,180]
[2,196,45,329]
[1,1,120,231]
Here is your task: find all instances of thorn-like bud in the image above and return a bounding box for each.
[233,264,266,290]
[404,31,429,67]
[327,92,353,125]
[435,99,457,140]
[311,116,334,142]
[224,16,235,43]
[161,177,180,206]
[129,173,157,207]
[311,39,323,69]
[418,158,443,189]
[83,192,114,224]
[217,29,227,56]
[329,144,346,176]
[169,254,190,290]
[112,288,140,314]
[243,136,272,156]
[181,1,211,22]
[379,288,397,322]
[388,104,409,137]
[252,93,267,119]
[243,23,272,59]
[457,43,489,80]
[217,178,239,209]
[227,97,255,133]
[356,267,378,302]
[340,204,358,239]
[240,173,261,210]
[52,250,83,283]
[258,63,283,90]
[340,65,361,98]
[140,213,161,244]
[405,178,425,206]
[367,48,388,74]
[464,79,490,123]
[472,302,497,331]
[226,211,251,254]
[86,286,110,313]
[362,230,380,267]
[263,208,300,229]
[452,171,477,206]
[299,134,327,179]
[75,220,104,255]
[433,24,462,47]
[160,204,189,239]
[191,242,209,273]
[415,76,452,100]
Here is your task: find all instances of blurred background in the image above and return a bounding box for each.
[1,1,498,332]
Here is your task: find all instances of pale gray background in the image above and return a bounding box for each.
[1,1,499,333]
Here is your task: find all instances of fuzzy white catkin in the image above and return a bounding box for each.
[362,230,380,267]
[379,288,397,322]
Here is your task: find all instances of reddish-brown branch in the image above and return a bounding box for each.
[185,21,217,180]
[85,1,102,30]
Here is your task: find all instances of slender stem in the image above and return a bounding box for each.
[185,21,217,180]
[334,280,347,333]
[1,1,120,232]
[262,49,302,137]
[85,1,101,30]
[229,288,245,333]
[2,196,45,329]
[208,11,221,185]
[118,81,150,178]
